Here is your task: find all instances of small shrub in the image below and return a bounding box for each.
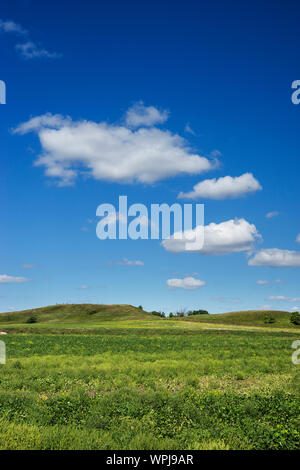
[264,314,275,324]
[26,316,38,324]
[138,305,143,310]
[290,312,300,325]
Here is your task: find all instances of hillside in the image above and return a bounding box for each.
[0,304,159,324]
[180,309,297,327]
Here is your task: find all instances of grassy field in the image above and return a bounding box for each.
[0,305,299,450]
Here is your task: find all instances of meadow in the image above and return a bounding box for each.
[0,305,299,450]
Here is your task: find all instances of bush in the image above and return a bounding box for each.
[138,305,143,310]
[151,311,165,318]
[26,316,38,324]
[187,309,209,316]
[290,312,300,325]
[264,314,275,324]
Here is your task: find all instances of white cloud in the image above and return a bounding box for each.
[266,211,279,219]
[0,274,30,283]
[0,19,60,60]
[248,248,300,267]
[162,218,260,255]
[78,285,88,290]
[268,295,300,302]
[296,233,300,243]
[256,280,270,285]
[16,41,61,59]
[21,264,37,269]
[178,173,262,200]
[166,277,206,290]
[114,258,144,266]
[0,19,27,34]
[13,110,216,185]
[125,102,169,127]
[291,306,299,312]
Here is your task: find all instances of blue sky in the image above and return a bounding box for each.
[1,0,300,314]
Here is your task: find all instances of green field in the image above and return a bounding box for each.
[0,305,299,450]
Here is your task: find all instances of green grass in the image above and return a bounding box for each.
[0,303,160,324]
[179,309,298,328]
[0,322,299,449]
[0,304,299,449]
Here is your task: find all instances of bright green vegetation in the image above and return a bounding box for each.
[180,309,298,328]
[0,305,299,450]
[0,304,158,325]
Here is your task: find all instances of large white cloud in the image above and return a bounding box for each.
[178,173,262,200]
[0,274,30,283]
[248,248,300,267]
[166,277,206,290]
[13,108,216,185]
[162,218,260,255]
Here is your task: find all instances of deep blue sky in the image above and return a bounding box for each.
[1,0,300,314]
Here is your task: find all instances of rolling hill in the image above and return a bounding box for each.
[0,304,159,324]
[181,309,296,327]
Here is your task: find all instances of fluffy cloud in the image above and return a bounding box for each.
[266,211,279,219]
[0,274,30,283]
[13,109,216,185]
[162,218,260,255]
[125,102,169,127]
[256,280,270,285]
[166,277,206,290]
[248,248,300,267]
[178,173,262,200]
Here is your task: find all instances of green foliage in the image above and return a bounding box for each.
[187,309,209,316]
[26,316,38,324]
[290,312,300,325]
[264,314,276,324]
[0,327,299,450]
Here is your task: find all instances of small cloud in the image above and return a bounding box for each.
[113,258,144,266]
[78,285,88,290]
[256,280,270,285]
[0,274,30,283]
[0,19,27,35]
[248,248,300,267]
[21,264,37,269]
[166,277,206,290]
[81,227,89,232]
[184,123,196,135]
[16,41,61,59]
[296,233,300,243]
[178,173,262,200]
[260,305,272,310]
[125,101,169,128]
[266,211,279,219]
[291,306,299,312]
[275,279,284,284]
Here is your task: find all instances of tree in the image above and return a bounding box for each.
[290,312,300,325]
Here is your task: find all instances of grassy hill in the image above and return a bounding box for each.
[0,304,159,324]
[181,309,296,327]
